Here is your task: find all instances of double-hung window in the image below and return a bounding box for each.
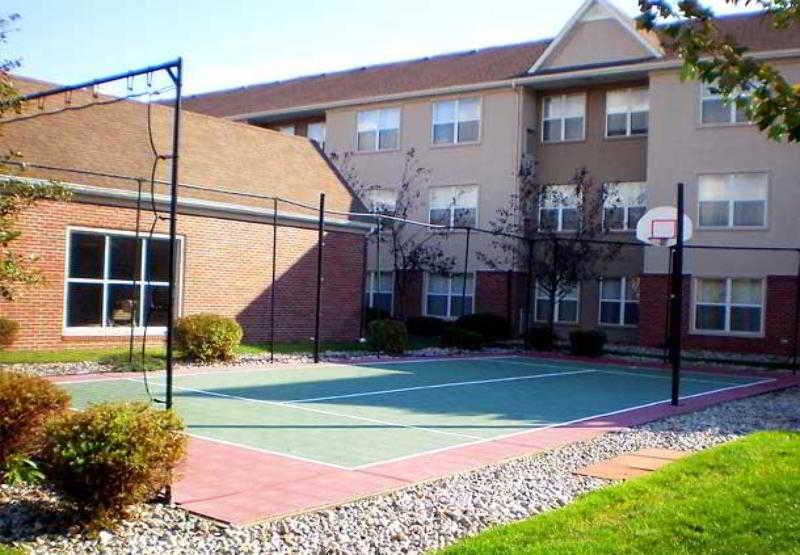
[542,93,585,142]
[599,277,639,326]
[539,185,580,232]
[695,278,763,334]
[429,185,478,228]
[356,108,400,151]
[365,271,393,314]
[698,173,767,229]
[606,88,649,137]
[307,122,326,148]
[701,82,751,125]
[64,229,181,333]
[432,98,481,144]
[366,188,397,215]
[426,273,474,318]
[534,282,579,323]
[603,182,647,231]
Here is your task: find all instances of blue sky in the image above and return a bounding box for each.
[5,0,758,96]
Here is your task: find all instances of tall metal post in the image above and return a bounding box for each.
[313,193,326,363]
[375,214,381,313]
[668,183,685,406]
[270,198,278,363]
[662,246,674,364]
[523,238,534,349]
[460,227,471,317]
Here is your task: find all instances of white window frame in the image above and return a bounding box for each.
[603,182,647,232]
[366,271,394,315]
[541,93,586,143]
[424,272,475,319]
[598,277,639,327]
[692,277,765,336]
[366,188,397,215]
[355,107,401,152]
[697,173,769,230]
[700,81,752,126]
[534,281,580,323]
[605,88,649,138]
[62,227,184,337]
[431,97,482,145]
[538,185,581,232]
[428,185,479,229]
[307,122,326,148]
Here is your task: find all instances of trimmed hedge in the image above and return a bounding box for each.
[526,324,556,351]
[440,327,484,350]
[406,316,449,337]
[0,318,19,350]
[456,313,510,341]
[569,329,607,357]
[368,319,408,355]
[174,313,243,362]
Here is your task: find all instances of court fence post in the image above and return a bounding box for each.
[523,237,534,350]
[461,227,471,318]
[314,193,325,364]
[668,183,685,406]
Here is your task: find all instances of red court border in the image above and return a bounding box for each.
[50,353,800,525]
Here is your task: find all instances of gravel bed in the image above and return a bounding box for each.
[2,386,798,554]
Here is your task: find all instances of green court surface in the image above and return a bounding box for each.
[60,356,767,469]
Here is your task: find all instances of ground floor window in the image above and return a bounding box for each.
[64,229,182,333]
[365,271,393,314]
[599,277,639,326]
[534,281,579,323]
[425,273,474,318]
[694,277,763,334]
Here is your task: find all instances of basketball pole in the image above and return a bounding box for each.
[668,183,685,406]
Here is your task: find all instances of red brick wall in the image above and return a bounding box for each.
[476,271,527,332]
[394,270,423,319]
[639,274,799,356]
[1,200,365,350]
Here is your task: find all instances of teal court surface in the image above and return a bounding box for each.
[55,355,794,523]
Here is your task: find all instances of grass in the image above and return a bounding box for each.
[441,431,800,554]
[0,546,24,555]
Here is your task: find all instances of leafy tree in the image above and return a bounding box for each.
[637,0,800,141]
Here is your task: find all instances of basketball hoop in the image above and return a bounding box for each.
[637,207,692,248]
[649,219,677,247]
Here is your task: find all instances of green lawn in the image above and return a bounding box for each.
[441,431,800,554]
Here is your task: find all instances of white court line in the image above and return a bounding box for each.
[594,368,752,386]
[283,369,597,404]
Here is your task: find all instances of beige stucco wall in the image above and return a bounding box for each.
[542,19,651,71]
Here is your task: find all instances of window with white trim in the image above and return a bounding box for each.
[356,108,400,151]
[701,81,750,124]
[429,185,478,228]
[307,122,326,148]
[432,98,480,144]
[599,277,639,326]
[277,124,295,135]
[606,88,649,137]
[64,230,182,332]
[698,173,767,229]
[365,188,397,214]
[534,281,579,323]
[542,93,585,142]
[365,271,393,314]
[425,273,474,318]
[603,182,647,231]
[539,184,580,232]
[695,278,763,334]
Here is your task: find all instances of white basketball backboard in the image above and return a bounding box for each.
[636,206,693,247]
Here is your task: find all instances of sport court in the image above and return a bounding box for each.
[56,355,789,523]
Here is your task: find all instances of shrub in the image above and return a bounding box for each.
[0,318,19,349]
[440,327,484,350]
[0,371,70,476]
[98,352,165,373]
[174,313,243,362]
[526,324,556,351]
[456,313,510,341]
[405,316,449,337]
[42,401,187,528]
[365,306,390,325]
[367,319,408,355]
[569,329,607,357]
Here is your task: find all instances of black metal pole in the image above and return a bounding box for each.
[523,238,534,349]
[376,214,381,314]
[461,227,471,317]
[663,246,674,364]
[669,183,685,406]
[792,249,800,374]
[270,198,278,363]
[313,193,325,363]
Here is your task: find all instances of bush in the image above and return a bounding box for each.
[0,371,70,477]
[456,313,510,341]
[440,327,484,350]
[0,318,19,349]
[367,319,408,355]
[365,306,390,325]
[405,316,449,337]
[174,313,243,362]
[526,324,556,351]
[569,329,607,357]
[98,352,165,373]
[42,401,187,528]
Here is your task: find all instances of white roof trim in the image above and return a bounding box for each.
[527,0,663,75]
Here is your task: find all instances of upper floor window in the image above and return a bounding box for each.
[277,124,295,135]
[426,273,474,318]
[366,188,397,214]
[307,122,326,148]
[695,277,763,334]
[357,108,400,152]
[534,281,579,323]
[599,277,639,326]
[539,184,580,232]
[606,88,649,137]
[698,173,767,229]
[429,185,478,228]
[432,98,481,144]
[542,93,585,143]
[701,82,750,125]
[603,182,647,231]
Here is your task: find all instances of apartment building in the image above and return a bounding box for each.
[184,0,800,355]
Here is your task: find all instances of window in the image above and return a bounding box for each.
[701,82,750,125]
[277,125,295,135]
[429,185,478,228]
[432,98,481,144]
[425,273,474,318]
[539,185,580,232]
[64,230,181,333]
[366,188,397,214]
[535,281,579,323]
[356,108,400,151]
[606,88,649,137]
[365,271,393,314]
[603,182,647,231]
[542,93,585,142]
[695,278,763,334]
[698,173,767,229]
[599,277,639,326]
[307,122,326,148]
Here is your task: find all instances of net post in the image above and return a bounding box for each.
[523,237,534,350]
[313,193,325,364]
[668,183,685,406]
[270,197,278,364]
[461,227,471,318]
